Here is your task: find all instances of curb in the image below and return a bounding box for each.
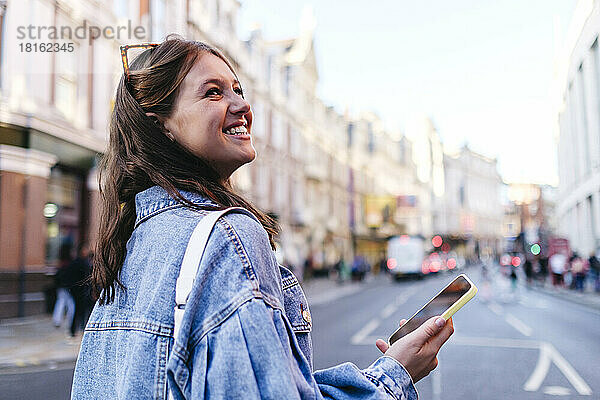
[303,275,385,307]
[527,284,600,311]
[0,355,78,374]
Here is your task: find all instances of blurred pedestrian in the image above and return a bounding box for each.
[589,252,600,292]
[333,257,347,284]
[570,254,587,292]
[549,251,567,287]
[52,243,75,330]
[524,259,533,286]
[352,254,368,281]
[303,254,314,281]
[72,37,454,398]
[67,242,94,336]
[537,255,549,286]
[510,267,518,292]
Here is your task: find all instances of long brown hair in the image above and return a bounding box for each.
[94,35,278,304]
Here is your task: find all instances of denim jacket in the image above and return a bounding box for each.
[71,186,418,399]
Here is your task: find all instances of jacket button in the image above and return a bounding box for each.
[300,304,311,324]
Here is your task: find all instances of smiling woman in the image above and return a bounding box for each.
[70,35,454,400]
[148,52,256,179]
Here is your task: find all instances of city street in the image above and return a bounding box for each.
[311,267,599,399]
[3,265,598,399]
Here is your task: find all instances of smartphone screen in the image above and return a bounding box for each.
[389,275,473,344]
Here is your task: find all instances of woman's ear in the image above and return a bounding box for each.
[145,112,164,131]
[145,112,175,141]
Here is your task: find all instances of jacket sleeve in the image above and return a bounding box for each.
[171,296,418,400]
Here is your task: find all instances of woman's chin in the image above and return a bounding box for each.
[240,146,256,164]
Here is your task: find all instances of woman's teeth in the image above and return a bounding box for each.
[224,126,249,135]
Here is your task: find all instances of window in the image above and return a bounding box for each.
[588,195,597,246]
[189,0,208,28]
[266,55,272,85]
[214,0,220,25]
[592,39,600,158]
[347,122,354,148]
[577,63,591,175]
[398,139,406,164]
[54,41,78,119]
[367,122,375,153]
[283,65,291,96]
[113,0,128,18]
[0,0,6,89]
[151,0,166,41]
[271,113,282,149]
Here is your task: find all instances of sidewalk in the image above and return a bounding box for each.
[479,262,600,311]
[0,316,81,373]
[0,275,378,373]
[526,282,600,311]
[302,274,383,306]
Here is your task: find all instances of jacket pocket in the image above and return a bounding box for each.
[280,266,312,333]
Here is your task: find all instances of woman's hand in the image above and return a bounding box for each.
[375,316,454,383]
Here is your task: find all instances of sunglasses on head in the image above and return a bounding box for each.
[120,43,160,83]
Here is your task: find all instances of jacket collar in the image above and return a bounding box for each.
[134,185,217,228]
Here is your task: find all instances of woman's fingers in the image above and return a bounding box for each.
[376,318,407,353]
[375,339,389,353]
[429,317,454,349]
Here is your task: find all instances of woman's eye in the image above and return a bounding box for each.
[234,87,244,97]
[206,88,221,96]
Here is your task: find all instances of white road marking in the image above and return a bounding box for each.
[381,303,397,319]
[394,287,418,306]
[350,319,381,345]
[308,285,363,306]
[350,286,418,345]
[518,296,548,309]
[505,314,533,337]
[450,336,539,349]
[487,303,503,315]
[351,336,381,345]
[451,336,592,396]
[543,386,571,396]
[525,342,592,395]
[431,368,442,400]
[544,342,592,395]
[523,342,551,392]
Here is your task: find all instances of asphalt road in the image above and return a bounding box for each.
[0,363,74,400]
[2,265,598,399]
[311,266,600,399]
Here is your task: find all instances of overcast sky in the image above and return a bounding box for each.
[238,0,580,185]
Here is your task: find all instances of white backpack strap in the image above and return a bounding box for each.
[173,207,256,339]
[169,206,256,400]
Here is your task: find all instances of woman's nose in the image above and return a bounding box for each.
[229,94,251,115]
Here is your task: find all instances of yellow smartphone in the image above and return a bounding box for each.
[388,273,477,345]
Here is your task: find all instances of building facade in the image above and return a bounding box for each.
[504,183,557,256]
[1,0,424,316]
[441,146,504,259]
[0,0,132,317]
[556,0,600,256]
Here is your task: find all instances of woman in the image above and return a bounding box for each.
[71,35,453,399]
